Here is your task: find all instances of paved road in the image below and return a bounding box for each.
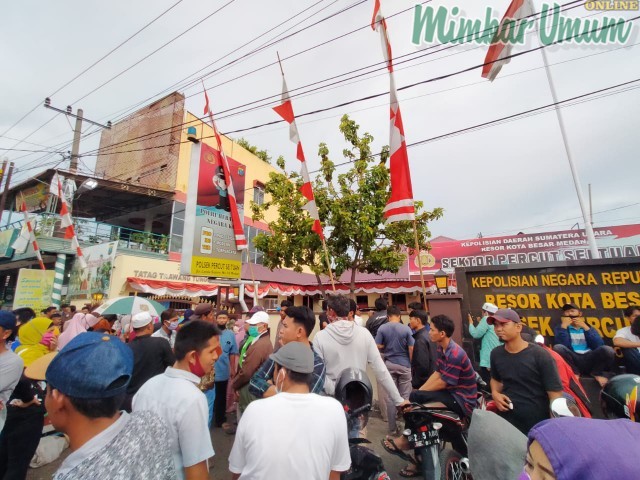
[27,415,408,479]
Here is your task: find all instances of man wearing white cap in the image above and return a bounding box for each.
[229,342,350,479]
[123,311,175,411]
[231,311,273,414]
[468,302,501,384]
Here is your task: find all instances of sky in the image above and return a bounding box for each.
[1,0,639,241]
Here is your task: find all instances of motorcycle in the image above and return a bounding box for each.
[400,402,471,480]
[335,368,391,480]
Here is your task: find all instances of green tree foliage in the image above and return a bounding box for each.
[236,137,271,164]
[251,114,443,292]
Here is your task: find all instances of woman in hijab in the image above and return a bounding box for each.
[0,317,54,478]
[15,317,57,366]
[57,312,99,350]
[523,417,640,479]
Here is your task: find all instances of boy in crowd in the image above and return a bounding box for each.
[134,320,220,480]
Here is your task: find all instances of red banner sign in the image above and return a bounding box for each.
[409,224,640,276]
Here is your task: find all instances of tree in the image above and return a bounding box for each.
[252,114,443,293]
[236,137,271,164]
[250,168,329,290]
[320,115,442,292]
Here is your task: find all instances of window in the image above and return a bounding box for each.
[391,293,407,311]
[253,182,265,206]
[242,224,269,265]
[169,201,185,253]
[356,295,369,309]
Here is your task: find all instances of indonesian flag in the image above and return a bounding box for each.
[52,176,87,269]
[482,0,533,81]
[372,2,416,223]
[273,76,324,239]
[12,199,45,270]
[203,86,248,251]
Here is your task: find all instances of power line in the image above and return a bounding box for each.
[71,0,239,105]
[79,0,596,158]
[0,0,185,143]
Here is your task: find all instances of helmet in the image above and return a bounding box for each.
[600,374,640,422]
[334,368,373,412]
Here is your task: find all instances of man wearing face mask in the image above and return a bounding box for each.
[134,320,221,480]
[152,309,180,348]
[123,312,175,412]
[232,311,273,414]
[229,342,350,479]
[213,310,238,428]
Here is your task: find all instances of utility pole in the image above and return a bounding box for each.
[43,98,111,173]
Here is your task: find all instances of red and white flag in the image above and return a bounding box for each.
[482,0,533,81]
[203,85,248,251]
[12,199,45,270]
[52,176,87,269]
[372,2,416,223]
[273,75,324,239]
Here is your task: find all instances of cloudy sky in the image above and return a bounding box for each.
[1,0,639,241]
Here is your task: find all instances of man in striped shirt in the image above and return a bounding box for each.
[408,315,477,417]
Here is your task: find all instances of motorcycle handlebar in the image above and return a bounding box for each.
[347,403,372,418]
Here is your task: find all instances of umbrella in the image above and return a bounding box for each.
[94,296,166,317]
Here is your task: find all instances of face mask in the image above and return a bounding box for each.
[275,368,285,394]
[168,321,179,331]
[188,354,206,377]
[248,326,260,337]
[518,469,531,480]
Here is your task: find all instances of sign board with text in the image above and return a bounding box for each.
[456,258,640,343]
[13,269,55,312]
[181,142,245,279]
[409,224,640,276]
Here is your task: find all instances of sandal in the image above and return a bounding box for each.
[399,466,421,478]
[380,437,416,465]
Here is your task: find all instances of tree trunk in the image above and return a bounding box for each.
[315,273,326,296]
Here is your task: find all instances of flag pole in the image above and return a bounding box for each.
[412,218,429,311]
[276,52,335,291]
[531,1,599,258]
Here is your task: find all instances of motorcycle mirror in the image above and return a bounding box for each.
[550,397,575,417]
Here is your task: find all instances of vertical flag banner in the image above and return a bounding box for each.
[181,90,247,279]
[52,175,87,269]
[482,0,533,81]
[272,76,324,239]
[371,1,416,223]
[12,197,45,269]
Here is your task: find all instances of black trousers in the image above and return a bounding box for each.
[0,411,44,480]
[409,389,464,417]
[552,344,615,376]
[214,380,228,427]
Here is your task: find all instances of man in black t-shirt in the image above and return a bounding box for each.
[366,298,388,338]
[489,308,563,435]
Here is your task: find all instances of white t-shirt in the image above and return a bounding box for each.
[229,392,351,479]
[614,326,640,352]
[133,367,214,479]
[152,327,176,348]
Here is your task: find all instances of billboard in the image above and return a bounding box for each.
[0,229,17,258]
[409,224,640,276]
[67,241,117,299]
[17,183,51,213]
[13,269,55,312]
[456,258,640,343]
[95,92,184,190]
[181,142,245,279]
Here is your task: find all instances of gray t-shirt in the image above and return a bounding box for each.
[0,348,24,431]
[54,411,176,480]
[375,322,415,368]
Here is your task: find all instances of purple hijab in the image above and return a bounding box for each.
[528,417,640,480]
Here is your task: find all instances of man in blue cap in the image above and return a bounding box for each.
[23,332,176,479]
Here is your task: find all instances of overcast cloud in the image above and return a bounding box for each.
[1,0,639,241]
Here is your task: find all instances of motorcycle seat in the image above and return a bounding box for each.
[420,408,464,425]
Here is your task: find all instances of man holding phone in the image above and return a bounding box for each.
[552,303,615,387]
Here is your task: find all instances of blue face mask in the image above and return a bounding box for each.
[248,326,260,337]
[518,469,531,480]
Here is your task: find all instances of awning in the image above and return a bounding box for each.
[128,277,437,299]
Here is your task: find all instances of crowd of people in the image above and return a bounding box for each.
[0,294,638,479]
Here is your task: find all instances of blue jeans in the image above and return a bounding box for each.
[622,347,640,375]
[205,388,216,427]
